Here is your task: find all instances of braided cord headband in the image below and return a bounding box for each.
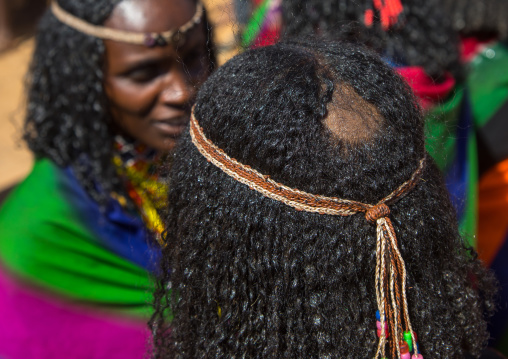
[51,1,203,47]
[190,110,426,359]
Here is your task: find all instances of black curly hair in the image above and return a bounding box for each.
[150,38,496,358]
[441,0,508,40]
[23,0,215,205]
[281,0,463,81]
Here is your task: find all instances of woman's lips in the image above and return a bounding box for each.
[151,118,188,137]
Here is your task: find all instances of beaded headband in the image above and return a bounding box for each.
[190,109,426,359]
[51,0,203,47]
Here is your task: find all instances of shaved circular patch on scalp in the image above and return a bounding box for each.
[324,84,383,144]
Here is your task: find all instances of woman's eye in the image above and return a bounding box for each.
[126,66,163,83]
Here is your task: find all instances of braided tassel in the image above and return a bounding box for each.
[368,205,419,359]
[189,109,426,358]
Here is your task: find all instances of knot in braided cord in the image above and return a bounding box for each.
[365,203,390,223]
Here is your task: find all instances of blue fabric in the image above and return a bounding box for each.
[63,167,162,274]
[445,91,473,222]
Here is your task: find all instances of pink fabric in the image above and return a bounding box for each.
[396,67,456,110]
[0,269,151,359]
[460,36,497,63]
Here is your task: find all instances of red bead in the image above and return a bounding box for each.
[377,327,389,337]
[400,341,409,354]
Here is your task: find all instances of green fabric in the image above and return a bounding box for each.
[425,86,464,172]
[468,41,508,128]
[0,159,153,317]
[424,86,477,244]
[463,130,478,244]
[241,0,271,48]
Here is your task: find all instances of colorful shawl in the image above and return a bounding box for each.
[467,39,508,353]
[397,67,478,243]
[241,0,281,49]
[0,157,164,358]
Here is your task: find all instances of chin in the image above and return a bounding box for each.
[151,138,178,153]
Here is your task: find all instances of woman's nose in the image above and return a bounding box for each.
[159,69,194,106]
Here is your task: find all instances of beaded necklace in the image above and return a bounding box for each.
[112,136,167,247]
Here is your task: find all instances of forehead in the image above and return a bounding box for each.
[105,0,196,33]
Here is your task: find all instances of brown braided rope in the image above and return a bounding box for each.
[51,0,203,46]
[190,111,425,219]
[189,109,425,358]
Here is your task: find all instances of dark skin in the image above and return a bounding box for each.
[104,0,211,152]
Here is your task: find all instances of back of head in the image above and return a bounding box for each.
[152,39,494,358]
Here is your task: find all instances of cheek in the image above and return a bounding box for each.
[106,79,162,117]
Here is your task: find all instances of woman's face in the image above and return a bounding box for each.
[104,0,211,152]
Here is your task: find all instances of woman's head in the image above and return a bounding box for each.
[104,0,212,151]
[152,39,495,358]
[24,0,214,202]
[280,0,462,81]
